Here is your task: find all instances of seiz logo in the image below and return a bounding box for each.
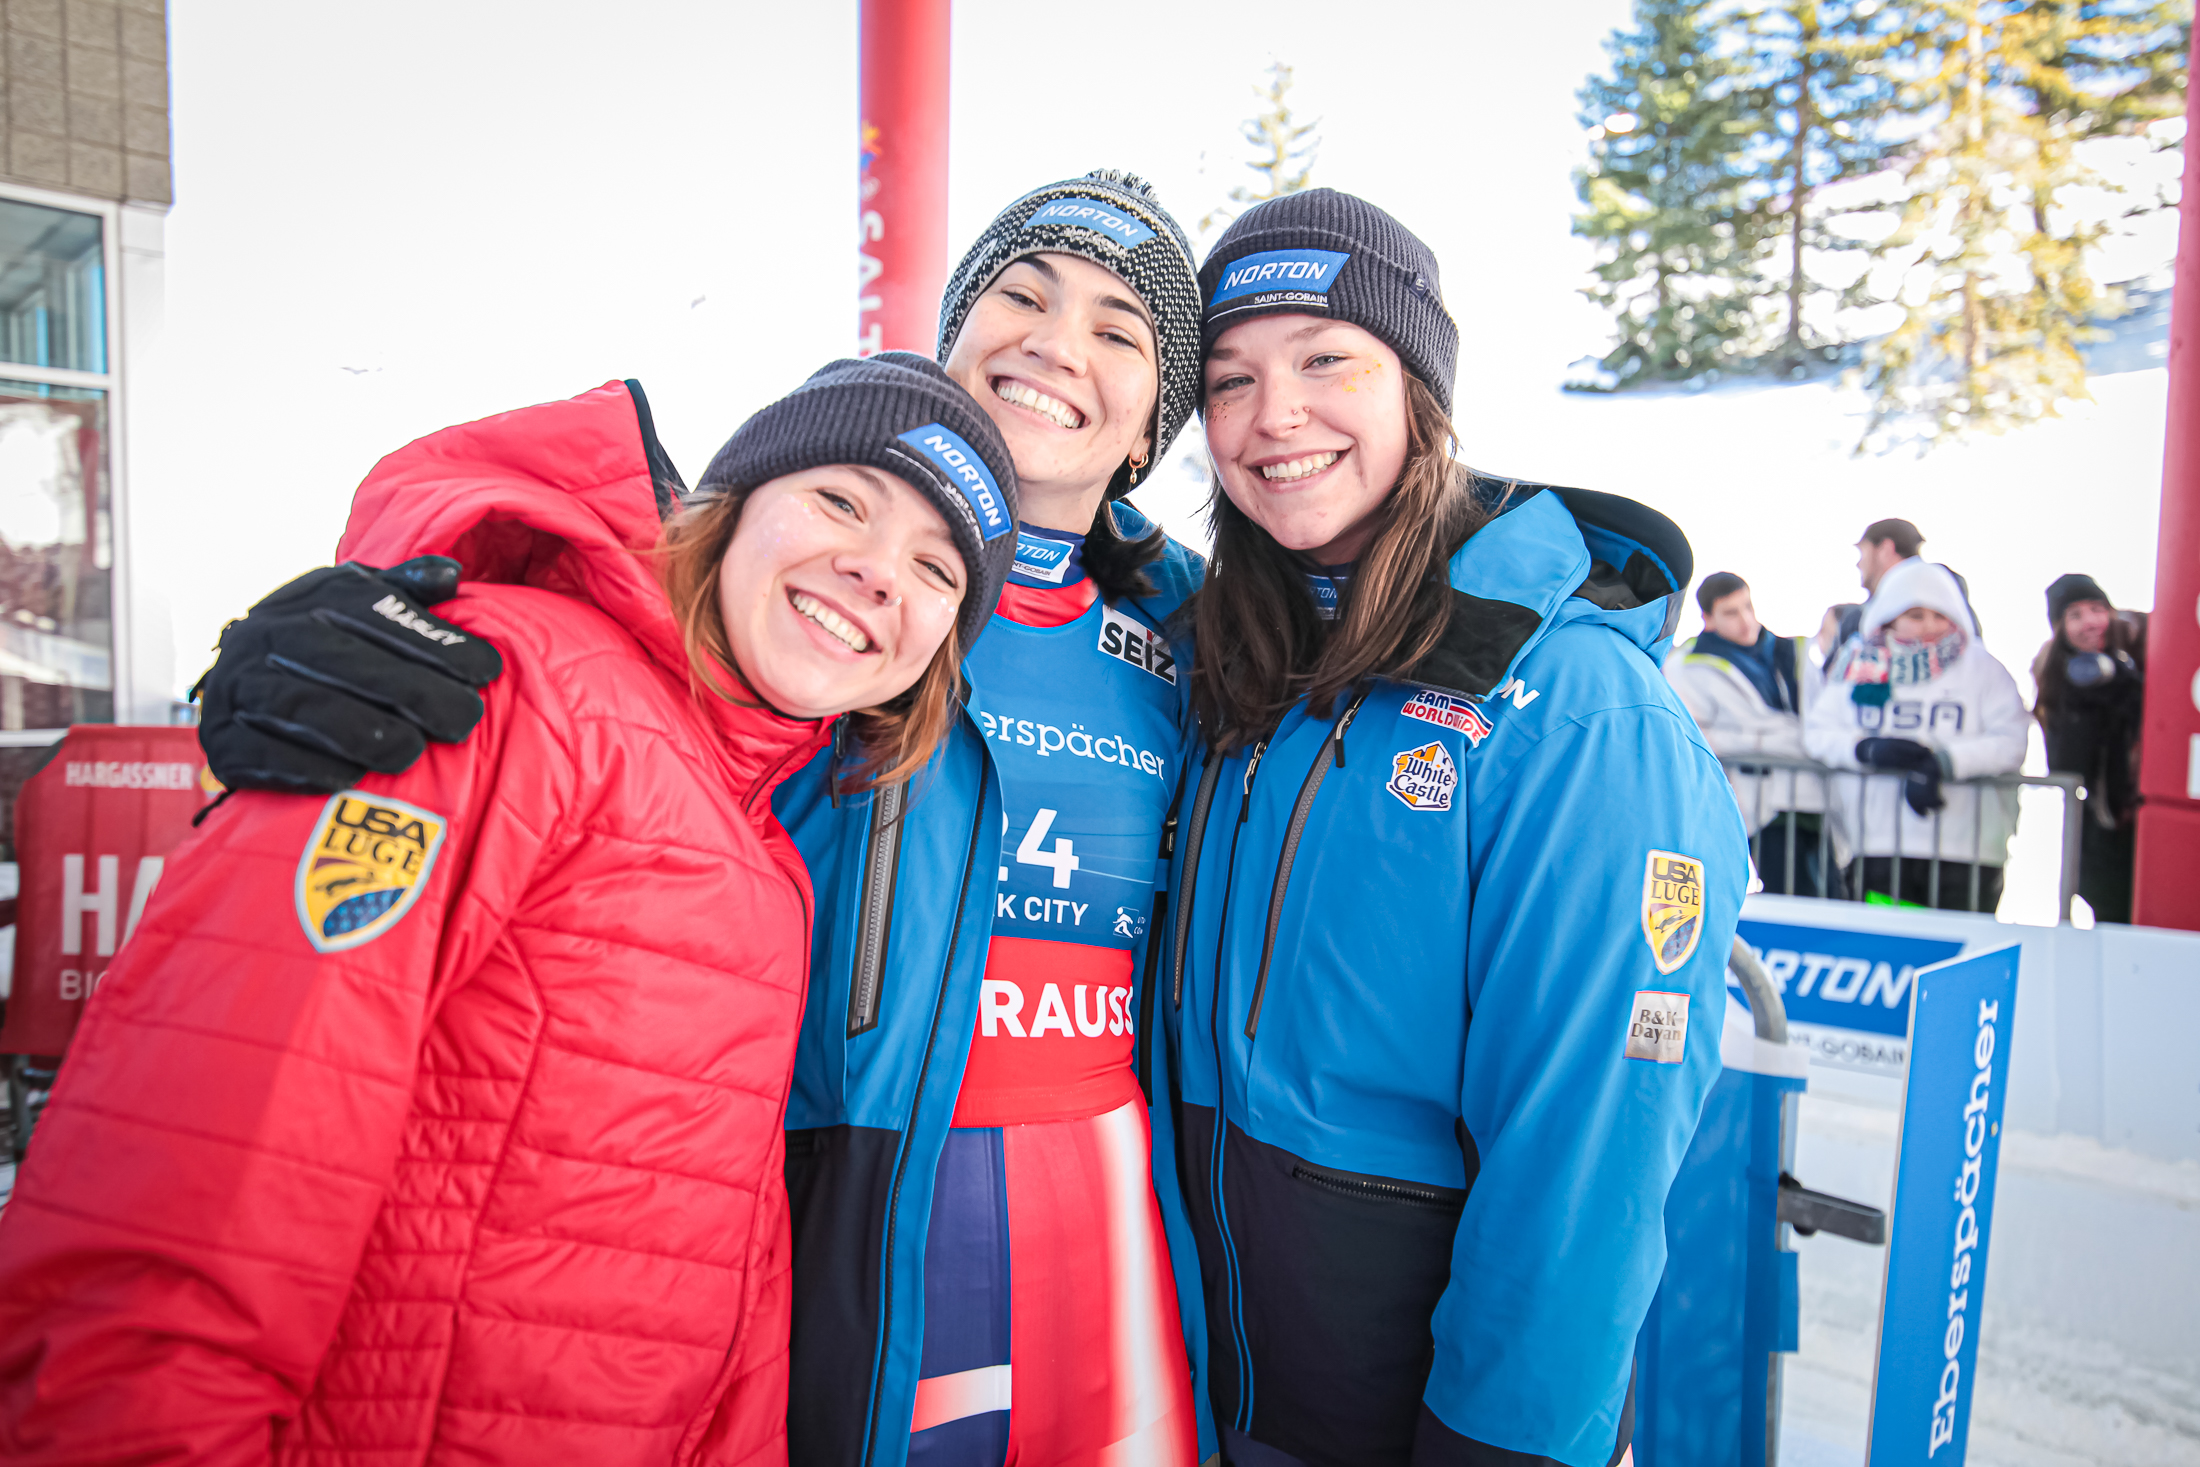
[1401,689,1493,746]
[1098,603,1176,684]
[1013,529,1075,584]
[894,425,1010,541]
[1209,248,1352,309]
[1029,196,1156,249]
[980,977,1136,1038]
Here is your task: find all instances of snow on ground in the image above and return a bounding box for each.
[1777,1089,2200,1466]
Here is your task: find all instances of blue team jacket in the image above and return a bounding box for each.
[1160,483,1748,1467]
[773,503,1212,1467]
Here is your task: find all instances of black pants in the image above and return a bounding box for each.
[2077,808,2135,925]
[1753,814,1838,899]
[1848,857,2003,914]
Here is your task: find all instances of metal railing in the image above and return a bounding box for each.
[1716,755,2084,921]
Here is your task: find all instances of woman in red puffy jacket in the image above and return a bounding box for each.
[0,354,1020,1466]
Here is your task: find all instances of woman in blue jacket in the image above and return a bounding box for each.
[772,171,1211,1467]
[1166,189,1748,1467]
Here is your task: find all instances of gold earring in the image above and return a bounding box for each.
[1128,450,1150,485]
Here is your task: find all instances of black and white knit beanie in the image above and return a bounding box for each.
[1198,188,1460,413]
[936,169,1201,499]
[698,352,1020,653]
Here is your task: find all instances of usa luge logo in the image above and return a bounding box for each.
[296,792,448,952]
[894,425,1010,541]
[1401,689,1493,747]
[1029,196,1156,249]
[1208,248,1352,310]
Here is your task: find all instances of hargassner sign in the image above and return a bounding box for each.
[1866,945,2019,1466]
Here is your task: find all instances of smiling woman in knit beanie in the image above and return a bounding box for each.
[1166,187,1749,1467]
[778,171,1212,1467]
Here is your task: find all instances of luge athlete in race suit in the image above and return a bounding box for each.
[190,171,1216,1467]
[775,172,1209,1467]
[1166,190,1749,1466]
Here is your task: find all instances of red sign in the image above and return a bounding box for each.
[2136,39,2200,930]
[0,726,216,1056]
[856,0,951,356]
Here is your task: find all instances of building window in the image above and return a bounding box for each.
[0,196,116,746]
[0,202,106,376]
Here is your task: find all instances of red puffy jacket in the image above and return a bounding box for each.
[0,382,830,1465]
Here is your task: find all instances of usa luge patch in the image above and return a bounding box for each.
[1641,849,1704,975]
[296,792,448,952]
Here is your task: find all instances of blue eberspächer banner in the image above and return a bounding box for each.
[1735,919,1964,1075]
[1866,945,2020,1466]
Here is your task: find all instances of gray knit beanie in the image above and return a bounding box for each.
[936,169,1201,499]
[698,352,1019,653]
[1198,188,1459,412]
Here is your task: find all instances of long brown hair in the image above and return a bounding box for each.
[1189,374,1494,752]
[655,486,964,791]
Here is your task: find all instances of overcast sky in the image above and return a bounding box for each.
[135,0,2176,712]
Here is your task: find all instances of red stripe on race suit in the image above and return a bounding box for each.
[952,936,1141,1128]
[1002,1102,1199,1463]
[997,580,1099,627]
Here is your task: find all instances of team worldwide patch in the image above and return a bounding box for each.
[296,792,448,953]
[1386,741,1457,812]
[1641,849,1705,975]
[1400,689,1493,746]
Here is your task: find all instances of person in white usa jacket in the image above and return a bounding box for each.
[1804,557,2029,912]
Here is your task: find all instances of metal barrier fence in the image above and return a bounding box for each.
[1715,756,2084,921]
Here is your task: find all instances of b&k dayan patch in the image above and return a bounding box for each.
[296,792,448,953]
[1641,849,1705,975]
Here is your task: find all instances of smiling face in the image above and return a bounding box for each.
[2060,599,2112,654]
[942,252,1158,528]
[1203,314,1411,565]
[716,464,966,719]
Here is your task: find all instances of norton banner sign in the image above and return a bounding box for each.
[0,726,217,1056]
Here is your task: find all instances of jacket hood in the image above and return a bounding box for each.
[1863,558,1972,641]
[334,379,829,784]
[1412,477,1692,697]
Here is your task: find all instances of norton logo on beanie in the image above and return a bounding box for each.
[896,424,1012,542]
[1209,248,1351,313]
[1029,196,1157,249]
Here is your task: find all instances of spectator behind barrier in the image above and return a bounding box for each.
[1837,517,1981,646]
[1815,602,1861,683]
[1668,572,1840,896]
[1805,558,2029,912]
[2031,573,2147,924]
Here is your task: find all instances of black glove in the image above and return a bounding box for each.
[196,558,504,794]
[1854,737,1944,815]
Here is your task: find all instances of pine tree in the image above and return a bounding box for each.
[1862,0,2189,445]
[1200,64,1321,236]
[1574,0,1769,387]
[1734,0,1910,370]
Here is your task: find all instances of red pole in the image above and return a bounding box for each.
[2133,44,2200,930]
[857,0,952,357]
